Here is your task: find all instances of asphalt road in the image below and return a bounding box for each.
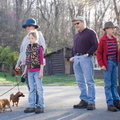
[0,85,120,120]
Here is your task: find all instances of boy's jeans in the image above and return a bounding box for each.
[28,71,44,108]
[73,55,95,104]
[103,60,120,105]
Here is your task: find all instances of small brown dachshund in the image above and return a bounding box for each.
[10,91,25,107]
[0,98,12,113]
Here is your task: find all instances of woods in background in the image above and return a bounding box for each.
[0,0,120,72]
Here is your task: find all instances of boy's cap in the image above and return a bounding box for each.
[72,16,85,22]
[103,21,117,30]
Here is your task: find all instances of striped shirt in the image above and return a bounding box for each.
[71,28,98,57]
[107,38,117,59]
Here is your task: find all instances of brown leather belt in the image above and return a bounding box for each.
[107,58,117,61]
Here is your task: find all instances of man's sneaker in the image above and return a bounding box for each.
[114,100,120,110]
[35,106,44,114]
[24,107,35,113]
[73,100,88,108]
[108,105,117,112]
[87,104,96,110]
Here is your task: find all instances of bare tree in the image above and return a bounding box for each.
[0,0,119,51]
[113,0,120,27]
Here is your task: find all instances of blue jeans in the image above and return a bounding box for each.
[73,55,95,104]
[103,60,120,105]
[22,65,39,104]
[28,71,44,108]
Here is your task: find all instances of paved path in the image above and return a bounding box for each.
[0,85,120,120]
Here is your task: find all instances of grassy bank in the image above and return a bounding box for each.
[0,72,104,86]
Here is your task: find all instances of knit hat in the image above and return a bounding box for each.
[22,18,39,29]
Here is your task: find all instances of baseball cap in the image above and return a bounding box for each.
[72,16,85,22]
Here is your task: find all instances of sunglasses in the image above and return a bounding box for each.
[74,22,80,25]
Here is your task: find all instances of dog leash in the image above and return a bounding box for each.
[15,76,20,92]
[0,69,23,97]
[0,81,21,97]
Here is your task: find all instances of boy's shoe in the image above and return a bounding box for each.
[24,107,35,113]
[107,105,117,112]
[35,106,44,114]
[73,100,88,108]
[114,100,120,110]
[87,104,96,110]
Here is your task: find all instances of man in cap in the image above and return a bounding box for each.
[97,21,120,112]
[70,16,98,110]
[15,18,45,89]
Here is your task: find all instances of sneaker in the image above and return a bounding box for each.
[24,107,35,113]
[114,100,120,110]
[108,105,117,112]
[35,106,44,114]
[73,100,88,108]
[87,104,96,110]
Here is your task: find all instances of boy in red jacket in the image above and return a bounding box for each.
[97,21,120,112]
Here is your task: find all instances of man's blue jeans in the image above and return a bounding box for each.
[103,60,120,105]
[73,55,95,104]
[28,71,44,108]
